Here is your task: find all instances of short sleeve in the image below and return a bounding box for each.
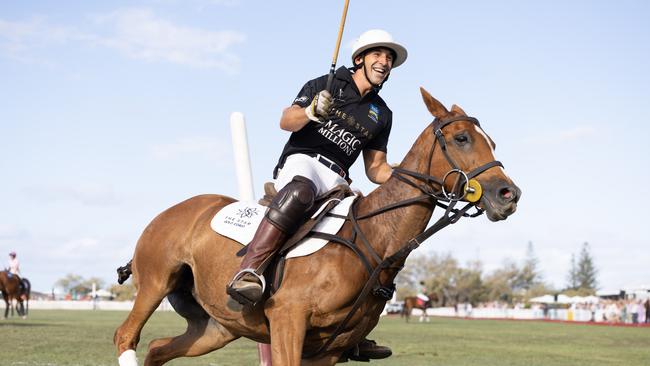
[291,75,327,108]
[365,110,392,153]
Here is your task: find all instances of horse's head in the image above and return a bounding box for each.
[419,87,520,221]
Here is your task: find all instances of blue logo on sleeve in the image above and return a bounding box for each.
[368,104,380,123]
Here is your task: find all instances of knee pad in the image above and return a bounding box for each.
[267,176,317,233]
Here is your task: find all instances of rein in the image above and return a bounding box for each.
[304,116,504,358]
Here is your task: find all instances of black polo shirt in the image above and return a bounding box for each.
[274,66,392,178]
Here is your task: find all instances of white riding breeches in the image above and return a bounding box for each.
[274,154,348,196]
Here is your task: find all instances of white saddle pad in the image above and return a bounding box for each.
[210,195,357,258]
[210,201,266,245]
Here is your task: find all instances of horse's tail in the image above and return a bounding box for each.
[117,259,133,285]
[21,278,31,297]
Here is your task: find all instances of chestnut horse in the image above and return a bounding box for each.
[114,88,520,366]
[0,270,26,319]
[402,293,438,323]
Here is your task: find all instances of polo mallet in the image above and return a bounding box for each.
[325,0,350,92]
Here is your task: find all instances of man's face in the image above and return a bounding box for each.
[356,47,394,85]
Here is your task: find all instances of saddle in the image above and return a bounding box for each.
[256,182,355,295]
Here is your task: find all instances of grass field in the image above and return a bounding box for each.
[2,310,649,365]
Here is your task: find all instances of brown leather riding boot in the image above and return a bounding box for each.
[226,218,286,308]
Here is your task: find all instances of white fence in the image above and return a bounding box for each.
[403,306,607,322]
[26,299,173,311]
[24,301,620,323]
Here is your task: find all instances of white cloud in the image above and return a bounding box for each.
[0,8,246,72]
[91,8,246,71]
[151,136,229,161]
[23,183,120,206]
[0,17,77,64]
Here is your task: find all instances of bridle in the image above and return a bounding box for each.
[304,115,506,358]
[392,115,503,206]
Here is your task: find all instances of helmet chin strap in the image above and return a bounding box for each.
[358,56,389,90]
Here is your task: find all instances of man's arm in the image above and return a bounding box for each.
[279,105,311,132]
[363,149,393,184]
[280,90,333,132]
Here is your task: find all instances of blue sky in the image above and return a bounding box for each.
[1,0,648,294]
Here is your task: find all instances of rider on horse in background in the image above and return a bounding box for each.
[226,29,408,361]
[416,281,430,307]
[8,251,20,276]
[7,251,26,297]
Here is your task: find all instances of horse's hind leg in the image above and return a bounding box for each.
[144,317,238,366]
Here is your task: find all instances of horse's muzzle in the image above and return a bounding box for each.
[480,182,521,222]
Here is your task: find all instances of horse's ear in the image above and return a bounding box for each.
[450,104,467,116]
[420,87,449,118]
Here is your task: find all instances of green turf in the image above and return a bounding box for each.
[2,310,649,365]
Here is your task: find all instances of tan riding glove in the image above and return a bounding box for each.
[305,90,333,123]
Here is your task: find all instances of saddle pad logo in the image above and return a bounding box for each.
[368,104,380,123]
[237,207,259,219]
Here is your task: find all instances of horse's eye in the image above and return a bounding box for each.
[454,133,469,145]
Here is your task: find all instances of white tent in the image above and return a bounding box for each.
[95,289,113,298]
[569,296,586,304]
[556,294,572,304]
[584,295,600,303]
[530,295,555,303]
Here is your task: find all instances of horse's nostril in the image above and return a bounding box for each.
[499,186,516,202]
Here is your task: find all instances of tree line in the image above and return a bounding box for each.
[55,273,135,301]
[395,241,598,306]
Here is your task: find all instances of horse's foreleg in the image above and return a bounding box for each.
[267,308,307,366]
[144,318,238,366]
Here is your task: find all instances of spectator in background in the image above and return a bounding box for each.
[636,300,645,324]
[645,299,650,323]
[620,300,628,323]
[629,300,639,324]
[605,301,619,323]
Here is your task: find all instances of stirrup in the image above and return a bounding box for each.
[226,269,267,306]
[228,269,267,293]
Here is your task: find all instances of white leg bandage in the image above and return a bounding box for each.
[118,349,138,366]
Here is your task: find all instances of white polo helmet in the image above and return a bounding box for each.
[351,29,408,68]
